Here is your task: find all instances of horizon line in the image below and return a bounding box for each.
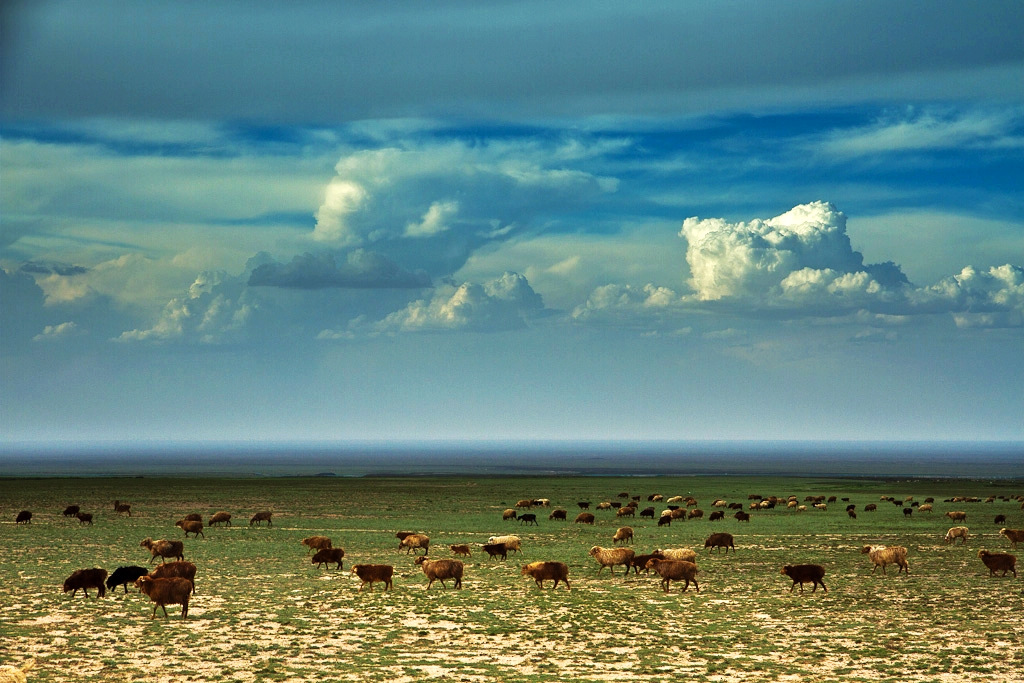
[3,438,1022,451]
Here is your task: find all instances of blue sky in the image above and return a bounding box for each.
[2,1,1022,444]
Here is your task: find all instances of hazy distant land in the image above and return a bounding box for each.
[2,441,1021,478]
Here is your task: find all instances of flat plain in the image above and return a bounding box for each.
[1,474,1022,682]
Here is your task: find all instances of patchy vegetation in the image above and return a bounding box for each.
[2,475,1023,682]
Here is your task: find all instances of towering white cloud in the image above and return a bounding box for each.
[312,179,368,245]
[576,203,1023,328]
[682,202,1023,325]
[680,201,872,301]
[308,141,616,276]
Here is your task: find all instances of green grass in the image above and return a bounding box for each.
[0,475,1022,682]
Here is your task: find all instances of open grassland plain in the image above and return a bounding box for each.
[1,474,1023,682]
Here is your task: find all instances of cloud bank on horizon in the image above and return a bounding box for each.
[1,1,1022,443]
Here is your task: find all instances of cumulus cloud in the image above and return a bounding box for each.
[312,178,368,245]
[3,261,157,348]
[777,267,899,310]
[121,261,545,346]
[574,202,1023,330]
[483,271,545,311]
[308,140,617,276]
[13,260,95,305]
[33,321,81,341]
[369,272,544,333]
[29,253,200,311]
[572,283,680,324]
[917,264,1024,328]
[118,271,256,344]
[248,250,430,289]
[680,203,1023,325]
[680,201,888,302]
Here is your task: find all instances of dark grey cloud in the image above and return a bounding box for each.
[4,1,1022,123]
[248,250,431,290]
[19,260,89,276]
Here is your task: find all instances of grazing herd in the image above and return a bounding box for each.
[38,507,217,619]
[12,486,1024,628]
[62,543,200,619]
[451,490,1019,597]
